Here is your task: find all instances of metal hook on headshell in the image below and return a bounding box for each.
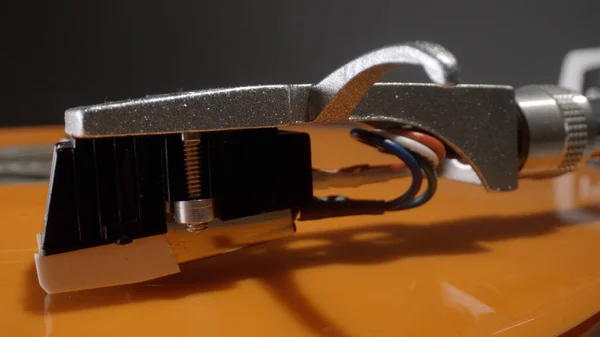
[308,41,460,123]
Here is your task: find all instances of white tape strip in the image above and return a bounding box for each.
[35,235,180,294]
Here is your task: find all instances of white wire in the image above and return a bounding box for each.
[381,133,439,167]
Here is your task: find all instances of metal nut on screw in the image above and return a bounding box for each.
[175,132,215,232]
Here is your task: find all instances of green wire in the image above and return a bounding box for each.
[392,155,438,210]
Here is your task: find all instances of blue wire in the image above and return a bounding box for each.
[350,128,423,209]
[380,139,424,209]
[401,156,437,209]
[300,128,436,220]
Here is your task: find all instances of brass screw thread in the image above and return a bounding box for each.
[182,134,208,232]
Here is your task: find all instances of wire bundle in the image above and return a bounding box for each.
[302,127,445,220]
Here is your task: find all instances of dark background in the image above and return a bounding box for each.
[2,0,599,126]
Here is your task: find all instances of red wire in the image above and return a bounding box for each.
[387,129,446,162]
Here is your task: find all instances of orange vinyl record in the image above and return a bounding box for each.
[2,125,600,336]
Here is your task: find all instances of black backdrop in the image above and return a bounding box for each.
[2,0,599,126]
